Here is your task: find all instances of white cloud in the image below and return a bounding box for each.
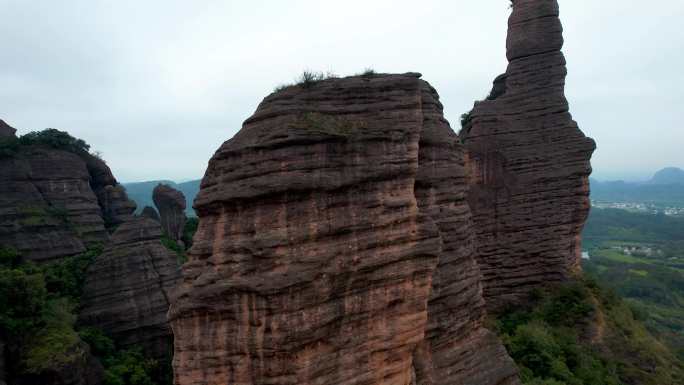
[1,0,682,181]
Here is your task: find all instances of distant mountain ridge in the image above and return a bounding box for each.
[649,167,684,185]
[123,179,200,216]
[591,167,684,205]
[126,168,684,213]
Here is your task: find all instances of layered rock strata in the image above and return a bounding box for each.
[153,184,187,244]
[79,217,181,359]
[170,74,518,385]
[0,121,136,262]
[460,0,595,310]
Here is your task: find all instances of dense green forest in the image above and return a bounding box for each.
[582,208,684,361]
[493,278,683,385]
[490,207,684,385]
[0,247,166,384]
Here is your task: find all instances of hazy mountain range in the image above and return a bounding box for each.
[590,167,684,205]
[124,167,684,216]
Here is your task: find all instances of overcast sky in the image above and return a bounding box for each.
[1,0,682,182]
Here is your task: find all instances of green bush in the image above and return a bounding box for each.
[22,298,82,374]
[19,128,90,153]
[297,70,327,88]
[0,128,92,158]
[496,281,620,385]
[0,136,20,157]
[103,348,158,385]
[495,279,683,384]
[161,236,187,264]
[0,247,168,382]
[359,68,376,77]
[79,327,116,358]
[41,246,101,301]
[0,265,48,335]
[0,247,21,268]
[181,217,199,250]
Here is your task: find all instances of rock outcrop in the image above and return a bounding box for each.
[141,206,161,221]
[460,0,595,310]
[79,217,181,359]
[153,184,186,244]
[0,120,16,138]
[170,74,518,385]
[0,122,136,262]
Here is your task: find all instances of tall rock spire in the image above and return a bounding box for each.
[461,0,596,310]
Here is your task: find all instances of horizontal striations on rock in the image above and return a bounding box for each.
[412,86,520,385]
[0,146,108,262]
[79,216,181,359]
[0,123,137,262]
[460,0,596,310]
[170,74,518,385]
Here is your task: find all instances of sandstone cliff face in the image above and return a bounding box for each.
[0,122,136,262]
[170,74,518,385]
[153,184,187,243]
[460,0,595,310]
[78,216,181,359]
[141,206,161,221]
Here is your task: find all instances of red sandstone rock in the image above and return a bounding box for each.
[153,184,187,243]
[141,205,161,221]
[460,0,596,310]
[78,216,181,359]
[169,74,518,385]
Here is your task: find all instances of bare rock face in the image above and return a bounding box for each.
[0,143,136,262]
[413,87,519,385]
[460,0,595,310]
[170,74,518,385]
[0,120,16,138]
[78,217,181,359]
[153,184,186,243]
[84,155,137,227]
[0,146,109,262]
[141,206,161,221]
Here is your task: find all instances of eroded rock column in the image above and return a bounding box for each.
[460,0,596,310]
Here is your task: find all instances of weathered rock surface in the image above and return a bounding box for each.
[153,184,186,243]
[0,121,136,262]
[170,74,518,385]
[460,0,595,310]
[79,217,181,359]
[0,120,16,138]
[413,86,519,385]
[141,206,161,221]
